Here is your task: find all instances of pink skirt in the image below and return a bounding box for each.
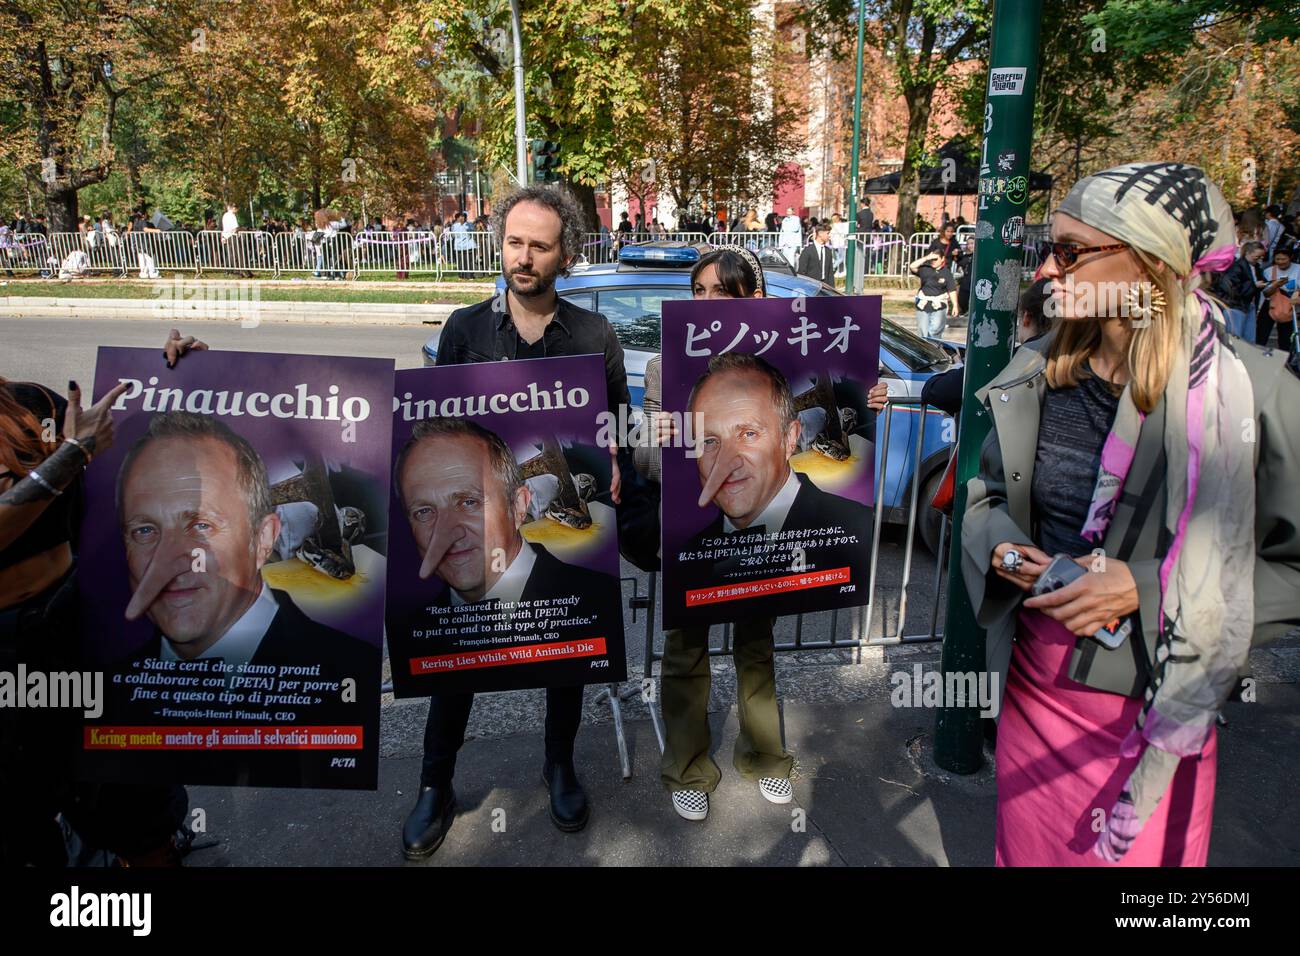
[995,608,1216,866]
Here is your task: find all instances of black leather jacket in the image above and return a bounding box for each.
[435,294,631,417]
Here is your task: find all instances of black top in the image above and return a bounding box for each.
[0,383,83,571]
[1032,366,1121,558]
[915,265,955,309]
[515,333,546,360]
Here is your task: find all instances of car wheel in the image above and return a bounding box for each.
[916,468,947,557]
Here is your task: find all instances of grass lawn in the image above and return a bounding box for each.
[0,279,485,306]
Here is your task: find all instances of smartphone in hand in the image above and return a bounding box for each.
[1030,554,1133,650]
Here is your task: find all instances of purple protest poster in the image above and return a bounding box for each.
[79,347,392,790]
[660,295,882,628]
[386,355,626,696]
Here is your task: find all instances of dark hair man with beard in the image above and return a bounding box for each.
[404,185,631,860]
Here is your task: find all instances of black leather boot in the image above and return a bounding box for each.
[402,784,456,860]
[541,760,589,832]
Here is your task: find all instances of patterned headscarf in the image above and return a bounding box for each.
[1055,164,1256,862]
[1055,162,1237,282]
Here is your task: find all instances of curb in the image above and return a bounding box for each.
[0,297,453,327]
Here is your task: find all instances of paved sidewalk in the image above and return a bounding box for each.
[187,670,1299,867]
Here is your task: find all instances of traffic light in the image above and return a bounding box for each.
[530,139,561,183]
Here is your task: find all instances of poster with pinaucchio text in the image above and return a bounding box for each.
[386,355,627,696]
[78,348,392,789]
[660,295,882,628]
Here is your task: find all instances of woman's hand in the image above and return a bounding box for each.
[63,380,130,460]
[652,410,678,445]
[989,541,1052,592]
[867,381,889,412]
[1022,555,1140,635]
[163,327,208,368]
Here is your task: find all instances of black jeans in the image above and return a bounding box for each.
[1256,308,1296,353]
[420,686,584,788]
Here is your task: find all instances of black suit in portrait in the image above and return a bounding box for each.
[672,471,872,626]
[398,542,624,696]
[97,587,379,789]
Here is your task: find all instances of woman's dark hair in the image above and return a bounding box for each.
[690,248,762,297]
[1018,276,1053,338]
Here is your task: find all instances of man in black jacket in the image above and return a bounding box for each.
[404,184,631,860]
[1213,240,1266,341]
[796,223,836,286]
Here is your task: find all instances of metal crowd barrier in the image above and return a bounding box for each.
[1,235,53,275]
[847,231,909,282]
[429,230,497,276]
[47,231,127,275]
[123,230,196,277]
[196,230,278,277]
[351,230,447,278]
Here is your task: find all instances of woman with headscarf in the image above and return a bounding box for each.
[962,163,1300,865]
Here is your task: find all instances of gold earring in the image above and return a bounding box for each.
[1126,283,1166,329]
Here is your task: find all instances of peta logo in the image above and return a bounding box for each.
[50,886,151,936]
[330,757,356,768]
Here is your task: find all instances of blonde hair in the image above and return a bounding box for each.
[1045,249,1204,414]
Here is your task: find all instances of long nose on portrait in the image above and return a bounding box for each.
[697,451,745,508]
[418,520,469,581]
[124,527,199,622]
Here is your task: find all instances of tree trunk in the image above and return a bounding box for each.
[44,187,80,233]
[896,85,935,241]
[566,179,599,233]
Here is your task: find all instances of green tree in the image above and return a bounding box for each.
[801,0,989,240]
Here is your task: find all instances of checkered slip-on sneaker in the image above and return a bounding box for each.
[758,777,793,805]
[671,789,709,821]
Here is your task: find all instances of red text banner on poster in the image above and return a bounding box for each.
[84,726,364,749]
[409,637,608,674]
[686,568,851,607]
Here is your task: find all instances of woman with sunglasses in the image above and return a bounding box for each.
[962,164,1300,866]
[638,249,887,821]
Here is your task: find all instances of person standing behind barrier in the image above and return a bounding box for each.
[640,248,887,822]
[450,212,474,275]
[961,163,1300,866]
[1255,246,1300,351]
[829,212,848,275]
[955,237,975,319]
[126,209,161,280]
[401,184,630,860]
[796,222,835,286]
[910,239,957,338]
[1212,240,1266,341]
[778,207,802,267]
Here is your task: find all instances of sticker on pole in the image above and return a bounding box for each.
[988,68,1027,96]
[1001,216,1025,248]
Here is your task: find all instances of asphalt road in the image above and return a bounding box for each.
[0,316,435,390]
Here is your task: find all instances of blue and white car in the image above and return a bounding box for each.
[423,242,959,552]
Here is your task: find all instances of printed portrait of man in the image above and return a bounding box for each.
[680,352,871,589]
[113,411,371,682]
[394,417,614,610]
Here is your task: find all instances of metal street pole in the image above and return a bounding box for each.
[844,0,867,292]
[934,0,1043,773]
[509,0,528,185]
